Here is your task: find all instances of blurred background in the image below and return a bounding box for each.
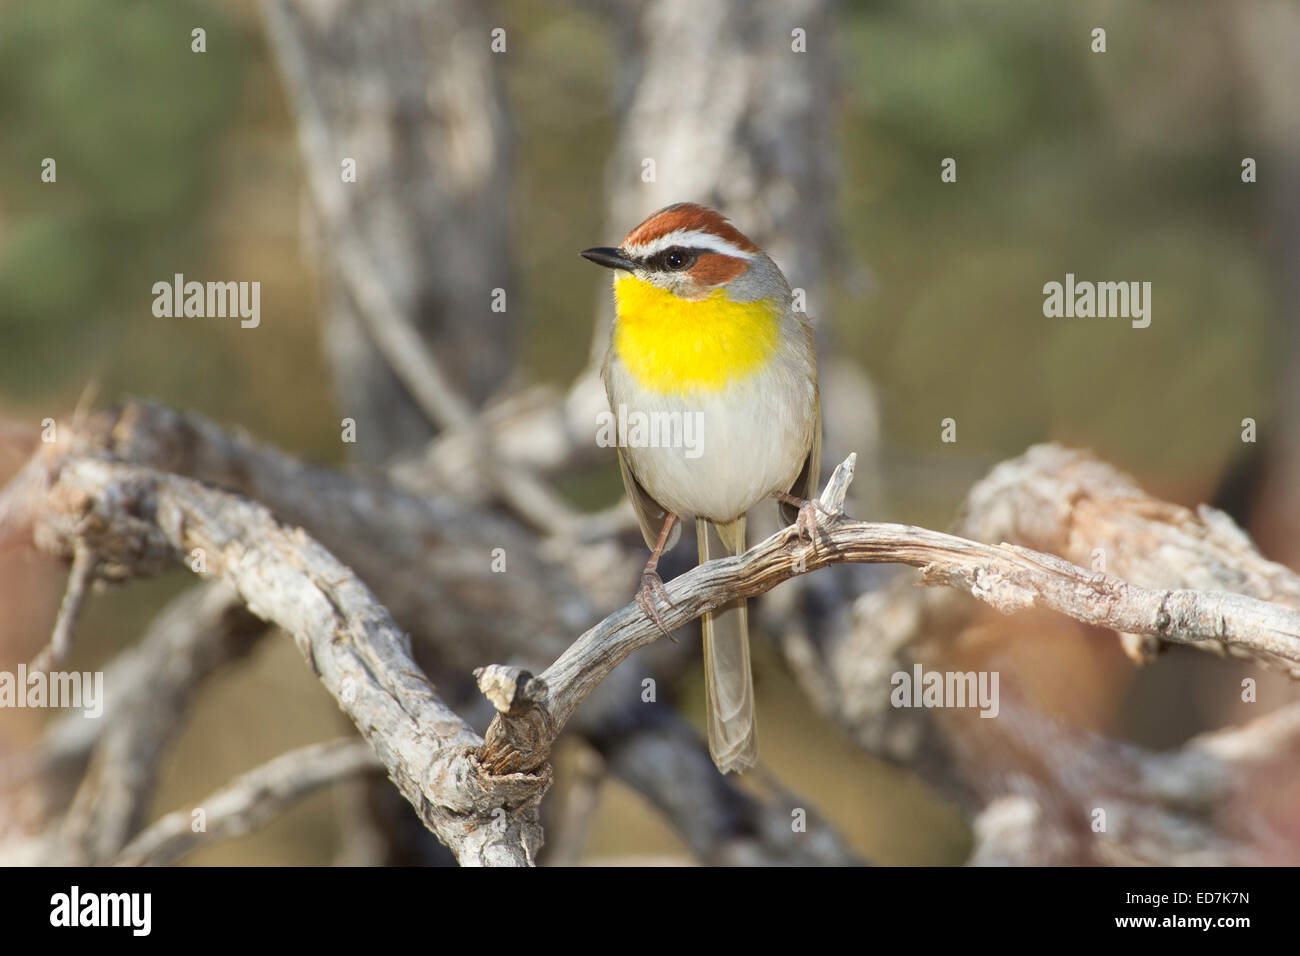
[1,0,1298,864]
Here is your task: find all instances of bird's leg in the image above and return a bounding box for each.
[772,491,834,552]
[637,513,678,640]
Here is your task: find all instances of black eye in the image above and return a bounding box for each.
[656,247,695,271]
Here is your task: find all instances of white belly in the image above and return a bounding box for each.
[605,355,816,523]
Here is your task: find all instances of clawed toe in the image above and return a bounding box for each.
[637,569,677,640]
[775,491,829,554]
[794,501,823,554]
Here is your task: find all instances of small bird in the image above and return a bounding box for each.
[582,202,821,774]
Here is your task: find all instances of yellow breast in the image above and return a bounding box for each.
[612,275,780,394]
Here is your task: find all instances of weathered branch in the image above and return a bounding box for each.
[0,585,266,832]
[30,541,96,673]
[965,697,1300,865]
[24,457,548,865]
[0,401,862,866]
[766,441,1300,820]
[117,738,381,866]
[8,404,1297,865]
[52,584,266,864]
[8,401,594,674]
[957,443,1300,668]
[479,455,1300,775]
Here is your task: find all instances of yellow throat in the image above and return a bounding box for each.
[612,274,780,394]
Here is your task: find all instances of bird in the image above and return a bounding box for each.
[581,202,821,774]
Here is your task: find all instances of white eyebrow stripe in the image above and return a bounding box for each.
[626,229,756,260]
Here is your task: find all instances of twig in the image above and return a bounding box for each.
[478,455,1300,775]
[30,542,96,673]
[1,587,264,812]
[54,584,265,864]
[116,739,381,866]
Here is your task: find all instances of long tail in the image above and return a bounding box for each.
[698,516,757,773]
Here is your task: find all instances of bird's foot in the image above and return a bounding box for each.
[795,500,821,554]
[774,492,834,555]
[636,567,677,641]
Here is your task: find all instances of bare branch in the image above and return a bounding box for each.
[30,542,96,673]
[2,402,859,865]
[768,442,1300,817]
[479,455,1300,775]
[965,698,1300,865]
[10,401,594,674]
[957,443,1300,667]
[25,458,548,865]
[53,584,266,863]
[9,404,1295,866]
[1,585,265,833]
[117,739,381,866]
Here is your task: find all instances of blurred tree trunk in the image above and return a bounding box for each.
[261,0,518,864]
[264,0,516,461]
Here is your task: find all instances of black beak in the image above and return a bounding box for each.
[580,247,638,271]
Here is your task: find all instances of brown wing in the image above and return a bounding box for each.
[779,390,822,526]
[617,446,682,552]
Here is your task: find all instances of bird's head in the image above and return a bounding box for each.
[581,202,785,304]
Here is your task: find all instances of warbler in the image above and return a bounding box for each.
[582,202,821,774]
